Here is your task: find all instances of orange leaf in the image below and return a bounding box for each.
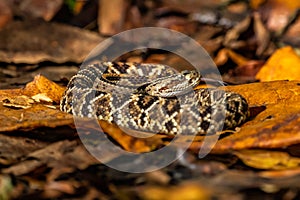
[0,75,66,105]
[99,120,167,153]
[234,150,300,170]
[23,75,66,103]
[256,46,300,81]
[0,75,72,132]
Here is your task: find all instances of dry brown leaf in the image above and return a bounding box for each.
[0,75,73,132]
[0,0,12,29]
[0,133,47,165]
[234,150,300,170]
[23,74,66,103]
[0,74,65,104]
[45,181,75,196]
[0,20,103,64]
[261,0,300,32]
[226,49,250,66]
[2,140,98,176]
[256,46,300,81]
[2,95,34,109]
[229,60,264,83]
[283,14,300,46]
[214,48,250,66]
[0,104,74,132]
[19,0,63,21]
[223,16,251,49]
[214,48,229,66]
[253,12,271,56]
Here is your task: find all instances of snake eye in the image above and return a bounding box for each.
[181,70,193,79]
[181,70,200,79]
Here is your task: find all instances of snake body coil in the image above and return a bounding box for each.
[60,62,249,135]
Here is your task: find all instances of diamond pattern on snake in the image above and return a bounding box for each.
[60,62,249,135]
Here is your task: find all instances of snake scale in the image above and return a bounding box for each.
[60,62,249,135]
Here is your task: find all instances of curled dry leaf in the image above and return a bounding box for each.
[0,74,65,105]
[253,12,271,56]
[24,74,66,103]
[0,75,74,132]
[231,60,264,77]
[223,15,251,49]
[214,48,250,66]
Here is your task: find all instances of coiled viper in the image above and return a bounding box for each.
[60,62,249,135]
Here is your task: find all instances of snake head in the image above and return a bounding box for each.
[181,70,202,87]
[138,70,202,98]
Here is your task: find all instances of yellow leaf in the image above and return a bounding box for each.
[141,183,210,200]
[234,150,300,170]
[256,46,300,81]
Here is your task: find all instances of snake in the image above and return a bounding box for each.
[60,62,249,135]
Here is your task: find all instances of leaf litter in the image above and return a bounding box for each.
[1,1,300,199]
[0,69,300,199]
